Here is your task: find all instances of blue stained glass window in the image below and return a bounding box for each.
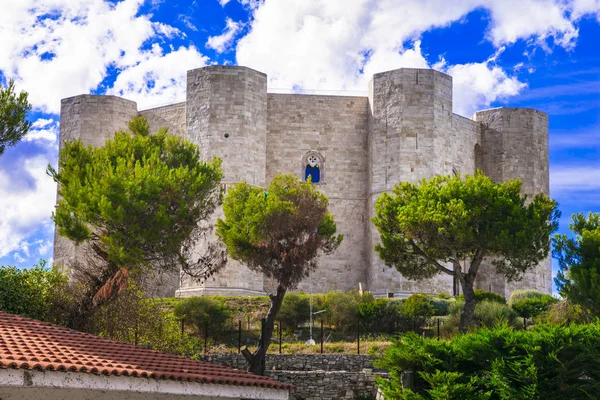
[305,164,320,183]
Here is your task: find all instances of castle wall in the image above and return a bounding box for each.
[366,69,479,296]
[474,108,551,296]
[266,94,369,293]
[178,66,268,296]
[139,102,186,137]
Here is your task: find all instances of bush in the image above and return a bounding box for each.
[279,292,311,331]
[511,294,558,319]
[400,294,435,332]
[173,297,231,337]
[508,289,546,307]
[429,297,453,316]
[0,261,72,324]
[540,299,590,325]
[322,291,362,334]
[456,289,506,304]
[92,284,202,357]
[441,300,518,335]
[375,322,600,399]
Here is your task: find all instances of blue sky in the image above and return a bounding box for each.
[0,0,599,293]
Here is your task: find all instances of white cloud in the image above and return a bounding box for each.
[218,0,232,6]
[206,18,243,53]
[235,0,599,115]
[24,119,59,143]
[551,165,600,191]
[0,0,196,114]
[0,155,57,258]
[108,44,209,110]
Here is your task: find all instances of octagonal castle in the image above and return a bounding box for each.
[54,66,551,299]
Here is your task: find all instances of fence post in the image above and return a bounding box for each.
[204,321,209,357]
[181,319,185,338]
[320,319,324,354]
[437,318,440,340]
[524,317,527,330]
[357,318,360,355]
[279,320,282,354]
[238,320,242,354]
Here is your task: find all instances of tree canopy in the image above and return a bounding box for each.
[48,116,224,327]
[373,171,559,332]
[0,79,31,156]
[553,212,600,316]
[216,174,342,374]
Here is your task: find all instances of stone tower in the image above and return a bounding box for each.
[473,108,551,296]
[53,65,551,299]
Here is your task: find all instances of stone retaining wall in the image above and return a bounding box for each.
[269,370,385,400]
[206,354,381,400]
[206,354,374,372]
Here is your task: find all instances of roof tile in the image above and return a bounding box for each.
[0,312,291,390]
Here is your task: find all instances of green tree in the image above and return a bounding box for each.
[553,213,600,316]
[48,116,224,329]
[216,174,342,375]
[0,79,31,155]
[373,172,559,332]
[0,260,71,324]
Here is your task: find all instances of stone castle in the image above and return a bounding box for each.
[54,66,551,299]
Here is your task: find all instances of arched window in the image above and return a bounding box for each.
[302,152,324,183]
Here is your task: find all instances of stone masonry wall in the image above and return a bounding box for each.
[266,94,369,293]
[207,354,381,400]
[474,108,551,296]
[366,69,479,296]
[207,354,374,372]
[139,102,186,137]
[178,66,267,296]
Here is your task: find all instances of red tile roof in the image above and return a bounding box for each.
[0,311,291,390]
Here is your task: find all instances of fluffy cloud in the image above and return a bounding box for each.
[0,154,57,259]
[206,18,244,53]
[0,0,201,114]
[236,0,599,115]
[108,44,209,109]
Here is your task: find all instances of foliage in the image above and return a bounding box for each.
[375,323,600,399]
[540,299,589,326]
[508,289,547,307]
[373,171,559,331]
[401,294,435,332]
[511,295,558,319]
[91,283,202,357]
[0,261,72,324]
[441,301,518,335]
[48,116,223,328]
[173,297,231,337]
[553,212,600,315]
[457,290,506,305]
[0,79,31,156]
[216,174,342,374]
[429,297,453,316]
[279,292,311,331]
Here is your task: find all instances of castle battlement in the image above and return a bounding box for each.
[54,66,551,298]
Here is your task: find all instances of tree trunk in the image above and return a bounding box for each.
[244,285,286,376]
[458,277,476,333]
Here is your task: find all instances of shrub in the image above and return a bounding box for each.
[429,297,453,316]
[541,299,589,325]
[279,292,311,331]
[173,297,231,337]
[456,289,506,304]
[442,300,518,335]
[375,322,600,399]
[508,289,546,307]
[400,294,435,332]
[0,261,72,324]
[511,294,558,319]
[322,291,363,334]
